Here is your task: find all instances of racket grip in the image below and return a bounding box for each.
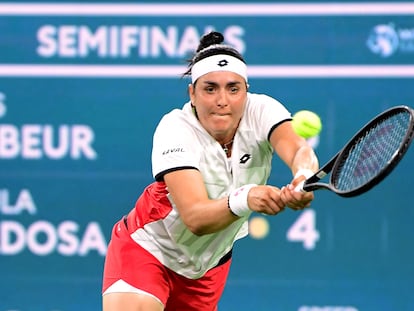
[293,169,313,193]
[294,180,306,193]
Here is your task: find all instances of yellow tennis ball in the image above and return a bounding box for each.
[292,110,322,139]
[249,216,270,239]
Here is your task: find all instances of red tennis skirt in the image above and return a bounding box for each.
[102,213,232,311]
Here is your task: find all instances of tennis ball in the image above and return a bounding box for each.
[292,110,322,139]
[249,216,270,239]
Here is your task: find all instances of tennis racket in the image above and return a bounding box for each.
[297,105,414,197]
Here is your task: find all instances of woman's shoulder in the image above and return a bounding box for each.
[247,92,282,105]
[243,93,291,129]
[246,92,288,114]
[158,102,193,124]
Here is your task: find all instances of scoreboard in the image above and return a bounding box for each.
[1,2,414,311]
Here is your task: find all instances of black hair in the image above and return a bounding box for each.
[182,31,246,79]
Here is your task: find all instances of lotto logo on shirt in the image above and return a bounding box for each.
[0,92,97,160]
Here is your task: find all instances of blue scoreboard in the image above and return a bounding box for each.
[1,2,414,311]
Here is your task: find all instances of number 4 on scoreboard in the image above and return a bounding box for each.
[286,209,320,250]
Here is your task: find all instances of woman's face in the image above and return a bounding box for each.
[189,71,248,142]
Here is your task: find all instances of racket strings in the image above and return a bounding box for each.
[333,111,411,191]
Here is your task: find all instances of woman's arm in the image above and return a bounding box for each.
[269,121,319,209]
[164,169,287,236]
[163,169,238,236]
[269,121,319,174]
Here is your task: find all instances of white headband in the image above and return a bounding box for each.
[191,54,248,83]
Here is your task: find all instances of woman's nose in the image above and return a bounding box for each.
[216,90,228,107]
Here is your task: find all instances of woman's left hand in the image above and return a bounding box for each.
[280,175,314,210]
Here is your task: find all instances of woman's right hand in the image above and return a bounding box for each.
[247,185,286,215]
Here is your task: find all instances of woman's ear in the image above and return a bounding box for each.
[188,83,195,103]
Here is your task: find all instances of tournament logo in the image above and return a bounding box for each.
[367,23,414,58]
[366,24,399,58]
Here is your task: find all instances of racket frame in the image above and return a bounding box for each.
[302,105,414,197]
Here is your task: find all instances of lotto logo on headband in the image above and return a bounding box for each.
[217,59,229,67]
[191,54,248,83]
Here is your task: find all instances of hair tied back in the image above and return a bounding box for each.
[197,32,224,52]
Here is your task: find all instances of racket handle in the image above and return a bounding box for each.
[294,180,306,193]
[293,169,313,193]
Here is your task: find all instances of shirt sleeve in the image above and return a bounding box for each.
[245,93,292,140]
[151,109,200,180]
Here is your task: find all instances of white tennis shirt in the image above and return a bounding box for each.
[130,92,291,279]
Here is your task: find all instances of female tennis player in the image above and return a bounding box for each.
[102,31,319,311]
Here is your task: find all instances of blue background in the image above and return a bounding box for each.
[1,2,414,311]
